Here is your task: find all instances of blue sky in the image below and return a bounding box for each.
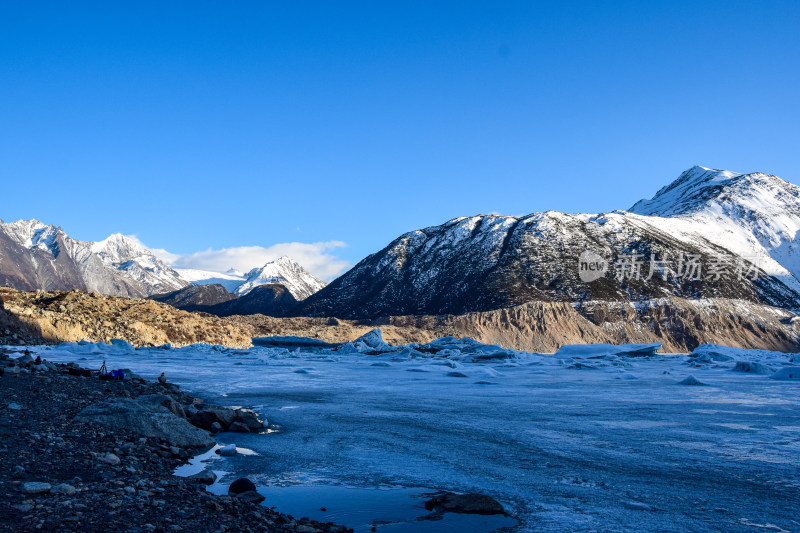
[2,1,799,279]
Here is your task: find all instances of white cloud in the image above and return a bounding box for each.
[159,241,351,281]
[149,247,182,264]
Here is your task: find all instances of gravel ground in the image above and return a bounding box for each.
[0,349,351,533]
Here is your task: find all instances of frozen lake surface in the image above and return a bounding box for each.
[30,337,800,532]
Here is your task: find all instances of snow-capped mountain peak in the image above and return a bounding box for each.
[2,219,61,252]
[91,233,153,263]
[630,166,800,282]
[234,256,326,300]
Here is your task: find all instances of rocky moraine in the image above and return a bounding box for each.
[0,348,350,533]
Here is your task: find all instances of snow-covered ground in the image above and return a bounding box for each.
[25,336,800,533]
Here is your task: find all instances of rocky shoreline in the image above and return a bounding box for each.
[0,348,351,533]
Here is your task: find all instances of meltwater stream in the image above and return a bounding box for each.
[30,340,800,533]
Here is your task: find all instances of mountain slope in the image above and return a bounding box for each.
[150,284,238,312]
[299,167,800,319]
[206,284,298,317]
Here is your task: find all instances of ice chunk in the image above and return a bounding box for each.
[555,343,661,358]
[677,375,708,386]
[690,344,796,366]
[253,336,339,349]
[353,329,392,351]
[770,367,800,381]
[732,361,774,375]
[109,339,135,353]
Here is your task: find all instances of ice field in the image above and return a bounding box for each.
[29,333,800,532]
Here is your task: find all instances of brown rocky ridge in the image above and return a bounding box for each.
[0,287,252,348]
[2,287,799,353]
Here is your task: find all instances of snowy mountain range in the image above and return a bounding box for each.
[174,256,325,301]
[299,166,800,319]
[0,220,325,300]
[0,220,186,297]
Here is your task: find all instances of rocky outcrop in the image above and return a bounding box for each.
[76,398,216,450]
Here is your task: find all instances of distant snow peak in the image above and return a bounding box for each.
[173,256,326,300]
[234,256,326,300]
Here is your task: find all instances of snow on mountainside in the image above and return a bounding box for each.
[233,256,326,300]
[630,165,800,285]
[172,268,246,293]
[299,166,800,319]
[0,220,186,297]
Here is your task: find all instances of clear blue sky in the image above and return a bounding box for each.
[2,1,799,277]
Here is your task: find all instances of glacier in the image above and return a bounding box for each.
[22,334,800,532]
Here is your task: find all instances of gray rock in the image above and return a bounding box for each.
[100,453,121,465]
[424,492,505,515]
[76,398,215,450]
[52,483,77,496]
[189,470,218,485]
[228,421,250,433]
[210,422,223,434]
[15,354,34,367]
[234,408,264,429]
[22,482,51,494]
[12,504,34,512]
[235,490,266,504]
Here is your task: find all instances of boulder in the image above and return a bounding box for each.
[228,478,257,495]
[76,398,215,450]
[424,492,505,515]
[190,407,236,430]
